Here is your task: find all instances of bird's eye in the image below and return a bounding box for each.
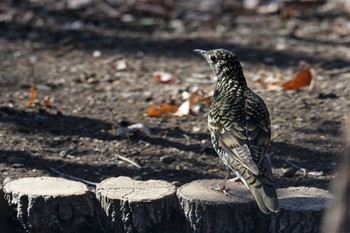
[209,55,217,63]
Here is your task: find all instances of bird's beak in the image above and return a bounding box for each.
[193,49,207,59]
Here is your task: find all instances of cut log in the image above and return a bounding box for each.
[177,179,267,233]
[3,176,94,233]
[322,120,350,233]
[1,183,22,233]
[96,176,179,233]
[269,186,333,233]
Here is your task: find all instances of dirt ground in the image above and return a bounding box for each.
[0,0,350,195]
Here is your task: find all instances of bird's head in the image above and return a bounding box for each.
[194,48,246,86]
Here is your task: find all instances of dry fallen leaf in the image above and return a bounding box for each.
[253,70,282,90]
[173,91,212,116]
[28,82,37,99]
[146,103,178,117]
[282,69,313,90]
[41,96,54,108]
[23,81,39,107]
[173,100,190,116]
[23,81,58,112]
[153,71,174,84]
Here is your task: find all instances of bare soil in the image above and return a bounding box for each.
[1,1,350,195]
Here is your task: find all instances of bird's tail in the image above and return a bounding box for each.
[234,156,279,214]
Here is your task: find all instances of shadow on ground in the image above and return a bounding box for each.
[1,1,349,69]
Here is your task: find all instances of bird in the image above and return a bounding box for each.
[194,48,279,214]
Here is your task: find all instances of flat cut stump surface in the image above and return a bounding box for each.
[269,186,333,233]
[4,176,89,196]
[97,176,176,201]
[96,176,178,233]
[178,179,253,203]
[177,179,266,233]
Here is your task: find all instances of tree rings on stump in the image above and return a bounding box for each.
[177,179,267,233]
[96,176,178,233]
[269,186,333,233]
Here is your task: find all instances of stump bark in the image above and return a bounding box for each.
[96,176,179,233]
[177,179,267,233]
[3,176,94,233]
[269,186,332,233]
[322,120,350,233]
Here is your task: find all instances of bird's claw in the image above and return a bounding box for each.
[229,176,242,184]
[212,185,230,196]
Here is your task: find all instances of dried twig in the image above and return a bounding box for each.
[96,0,120,17]
[104,98,119,134]
[49,167,98,186]
[115,154,142,169]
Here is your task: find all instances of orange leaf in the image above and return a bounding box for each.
[23,99,40,107]
[23,82,38,107]
[189,92,212,107]
[282,69,312,90]
[146,104,178,117]
[29,82,37,100]
[23,100,34,107]
[189,92,199,108]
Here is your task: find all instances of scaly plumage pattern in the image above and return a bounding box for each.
[194,48,279,214]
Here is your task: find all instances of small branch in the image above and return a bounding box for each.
[104,98,119,135]
[49,167,98,186]
[115,154,142,169]
[96,0,120,18]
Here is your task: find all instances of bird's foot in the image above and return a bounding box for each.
[212,185,230,196]
[229,177,243,184]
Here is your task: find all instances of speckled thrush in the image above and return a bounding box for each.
[194,48,279,214]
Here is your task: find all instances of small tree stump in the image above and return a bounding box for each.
[269,186,333,233]
[322,120,350,233]
[177,179,267,233]
[96,176,178,233]
[3,177,94,233]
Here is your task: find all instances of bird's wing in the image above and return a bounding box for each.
[208,94,271,175]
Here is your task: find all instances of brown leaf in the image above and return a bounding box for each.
[41,96,54,108]
[23,100,38,107]
[282,69,312,90]
[146,103,178,117]
[23,82,57,111]
[189,91,212,106]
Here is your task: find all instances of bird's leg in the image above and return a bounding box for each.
[212,169,231,196]
[229,176,243,184]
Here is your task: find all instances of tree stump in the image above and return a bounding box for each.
[177,179,267,233]
[96,176,179,233]
[3,177,94,233]
[322,120,350,233]
[269,186,333,233]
